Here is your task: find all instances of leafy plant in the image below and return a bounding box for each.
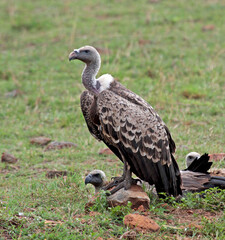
[89,190,109,213]
[109,202,132,223]
[180,188,225,211]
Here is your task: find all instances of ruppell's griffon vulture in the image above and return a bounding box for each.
[69,46,182,197]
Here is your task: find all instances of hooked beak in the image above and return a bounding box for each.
[69,49,79,61]
[85,174,93,185]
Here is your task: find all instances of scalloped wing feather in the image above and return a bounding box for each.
[98,90,170,164]
[97,90,181,195]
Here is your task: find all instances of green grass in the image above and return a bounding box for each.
[0,0,225,239]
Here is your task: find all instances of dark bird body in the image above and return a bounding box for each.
[181,152,225,192]
[69,46,182,197]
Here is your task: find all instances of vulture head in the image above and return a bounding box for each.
[69,46,107,94]
[185,152,201,168]
[85,170,107,193]
[69,46,100,65]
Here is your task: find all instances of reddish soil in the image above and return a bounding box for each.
[124,213,160,232]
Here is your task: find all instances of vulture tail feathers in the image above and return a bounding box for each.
[170,154,182,196]
[186,153,212,173]
[154,154,182,197]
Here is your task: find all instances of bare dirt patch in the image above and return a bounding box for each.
[163,208,222,226]
[145,206,224,234]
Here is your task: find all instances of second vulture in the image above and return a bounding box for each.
[69,46,182,197]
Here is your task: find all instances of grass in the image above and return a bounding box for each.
[0,0,225,238]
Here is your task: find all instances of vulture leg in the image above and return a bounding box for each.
[124,163,132,190]
[102,162,127,191]
[110,162,127,184]
[102,162,140,194]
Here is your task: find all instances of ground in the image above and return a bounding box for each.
[0,0,225,239]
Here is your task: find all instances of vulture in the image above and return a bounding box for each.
[85,152,225,194]
[184,152,213,173]
[181,152,225,192]
[69,46,182,197]
[85,169,108,194]
[85,169,107,194]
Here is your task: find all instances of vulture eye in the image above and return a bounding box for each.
[93,173,100,177]
[84,50,89,53]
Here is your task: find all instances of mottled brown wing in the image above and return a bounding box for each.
[80,91,102,141]
[97,90,181,196]
[110,80,176,153]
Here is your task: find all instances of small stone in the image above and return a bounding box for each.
[99,148,113,155]
[30,136,52,146]
[124,213,160,232]
[44,141,77,151]
[107,185,150,210]
[202,25,215,31]
[1,152,18,164]
[46,171,70,178]
[85,185,150,212]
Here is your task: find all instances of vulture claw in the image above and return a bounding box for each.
[109,182,125,195]
[102,176,141,195]
[102,176,124,191]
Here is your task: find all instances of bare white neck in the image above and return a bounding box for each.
[82,61,114,94]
